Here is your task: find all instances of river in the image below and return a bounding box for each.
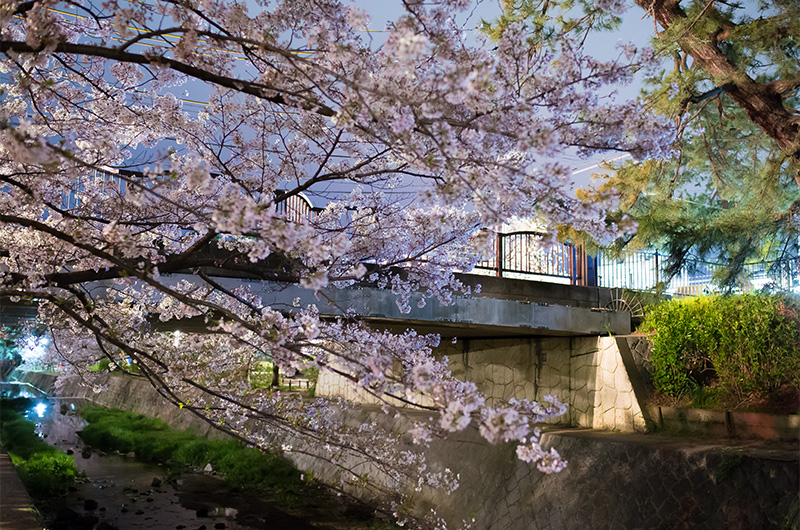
[1,382,384,530]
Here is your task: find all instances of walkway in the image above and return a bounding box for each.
[0,446,41,530]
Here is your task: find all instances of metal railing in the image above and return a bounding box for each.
[63,167,126,210]
[66,169,798,295]
[474,231,590,285]
[472,233,800,295]
[64,171,317,224]
[274,191,316,223]
[596,250,800,295]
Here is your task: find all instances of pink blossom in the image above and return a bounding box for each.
[0,0,679,524]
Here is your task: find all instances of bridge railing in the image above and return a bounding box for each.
[595,250,800,295]
[473,231,592,286]
[66,170,799,295]
[274,191,317,223]
[64,170,319,224]
[470,232,800,294]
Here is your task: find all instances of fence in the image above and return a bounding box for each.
[593,250,799,295]
[471,231,800,295]
[65,170,799,295]
[473,231,592,285]
[63,167,126,210]
[274,191,317,222]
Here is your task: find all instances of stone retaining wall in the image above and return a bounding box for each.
[317,335,652,432]
[23,371,800,530]
[16,371,229,441]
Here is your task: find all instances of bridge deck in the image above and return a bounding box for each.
[1,273,629,337]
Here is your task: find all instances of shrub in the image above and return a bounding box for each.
[16,452,77,497]
[641,294,800,403]
[640,296,719,396]
[712,295,800,398]
[0,403,77,497]
[0,411,44,460]
[80,407,303,494]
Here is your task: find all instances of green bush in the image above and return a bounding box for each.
[641,294,800,402]
[712,295,800,398]
[16,452,77,497]
[249,360,274,389]
[89,358,141,374]
[89,358,113,372]
[80,407,302,493]
[0,411,44,460]
[640,296,719,396]
[0,403,77,497]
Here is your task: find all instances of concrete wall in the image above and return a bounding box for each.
[415,424,799,530]
[28,371,799,530]
[21,371,230,441]
[317,335,652,433]
[455,273,612,308]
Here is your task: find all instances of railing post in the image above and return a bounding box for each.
[495,232,503,277]
[655,250,660,285]
[570,245,577,285]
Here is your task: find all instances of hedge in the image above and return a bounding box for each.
[640,294,800,401]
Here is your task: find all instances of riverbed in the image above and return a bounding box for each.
[1,383,385,530]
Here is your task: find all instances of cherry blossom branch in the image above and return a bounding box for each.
[0,40,337,116]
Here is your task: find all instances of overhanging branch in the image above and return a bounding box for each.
[0,40,337,117]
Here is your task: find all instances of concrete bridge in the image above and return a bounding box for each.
[7,271,798,530]
[2,271,643,432]
[2,271,641,434]
[1,272,630,337]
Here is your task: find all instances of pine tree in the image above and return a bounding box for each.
[597,0,800,288]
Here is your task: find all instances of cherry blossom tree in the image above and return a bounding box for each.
[1,0,674,525]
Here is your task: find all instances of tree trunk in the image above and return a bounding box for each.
[271,364,280,388]
[636,0,800,159]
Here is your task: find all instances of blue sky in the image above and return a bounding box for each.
[319,1,660,195]
[364,1,659,184]
[2,1,662,199]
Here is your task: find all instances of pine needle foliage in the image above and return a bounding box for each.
[591,1,800,287]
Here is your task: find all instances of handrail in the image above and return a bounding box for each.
[71,169,799,294]
[473,231,588,285]
[596,250,800,295]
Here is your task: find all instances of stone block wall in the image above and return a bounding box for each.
[315,367,435,408]
[20,369,799,530]
[315,374,387,407]
[316,335,650,432]
[622,334,655,394]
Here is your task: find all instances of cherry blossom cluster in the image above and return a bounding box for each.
[1,0,676,526]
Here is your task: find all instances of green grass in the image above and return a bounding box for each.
[79,407,303,496]
[0,400,78,497]
[77,407,401,527]
[89,358,141,374]
[686,383,727,410]
[249,361,317,396]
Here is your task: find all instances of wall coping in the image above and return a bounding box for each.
[649,405,800,441]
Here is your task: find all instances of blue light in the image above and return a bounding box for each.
[34,402,47,418]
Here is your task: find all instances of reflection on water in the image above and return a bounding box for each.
[33,402,47,418]
[6,397,319,530]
